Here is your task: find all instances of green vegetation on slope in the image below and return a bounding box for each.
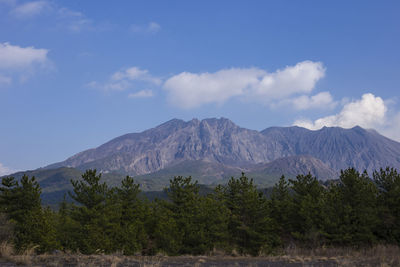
[1,167,400,256]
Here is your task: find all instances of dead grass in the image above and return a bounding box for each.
[275,244,400,266]
[12,246,37,265]
[1,244,400,266]
[0,241,14,260]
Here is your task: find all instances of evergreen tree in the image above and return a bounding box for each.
[112,176,148,255]
[216,173,278,255]
[56,194,79,251]
[373,167,400,244]
[0,175,58,252]
[68,169,111,254]
[269,175,291,243]
[164,176,208,255]
[288,173,326,245]
[324,168,378,246]
[147,198,181,255]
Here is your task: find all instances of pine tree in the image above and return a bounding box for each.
[0,175,58,252]
[68,169,111,254]
[217,173,278,255]
[288,173,326,246]
[324,168,378,246]
[269,175,291,243]
[112,176,148,255]
[373,167,400,244]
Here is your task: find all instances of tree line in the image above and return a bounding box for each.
[0,167,399,256]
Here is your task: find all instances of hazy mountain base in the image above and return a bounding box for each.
[4,155,339,206]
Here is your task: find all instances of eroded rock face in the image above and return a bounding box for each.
[47,118,400,176]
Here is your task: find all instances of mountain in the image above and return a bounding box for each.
[261,126,400,173]
[247,155,338,187]
[47,118,280,175]
[48,118,400,176]
[5,117,400,200]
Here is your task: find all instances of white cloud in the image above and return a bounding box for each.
[163,61,325,109]
[275,91,337,110]
[0,42,50,86]
[0,163,14,176]
[128,89,154,98]
[7,1,94,32]
[10,0,50,18]
[130,22,161,33]
[57,7,92,32]
[89,66,161,93]
[0,42,48,70]
[294,93,387,130]
[111,67,161,85]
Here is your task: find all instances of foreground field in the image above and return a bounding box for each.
[1,245,400,267]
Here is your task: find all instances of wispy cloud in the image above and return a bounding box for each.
[56,7,94,32]
[130,22,161,34]
[0,42,50,86]
[128,89,154,98]
[88,66,161,93]
[274,91,337,111]
[163,61,326,109]
[0,162,14,176]
[7,0,96,32]
[10,0,50,18]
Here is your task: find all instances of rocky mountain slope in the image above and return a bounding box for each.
[5,117,400,205]
[47,118,400,176]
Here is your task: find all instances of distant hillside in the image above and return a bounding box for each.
[261,126,400,173]
[247,155,338,187]
[4,117,400,204]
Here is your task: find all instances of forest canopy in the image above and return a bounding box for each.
[1,167,400,256]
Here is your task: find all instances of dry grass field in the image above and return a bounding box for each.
[1,242,400,267]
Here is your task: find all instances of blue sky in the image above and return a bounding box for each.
[1,0,400,173]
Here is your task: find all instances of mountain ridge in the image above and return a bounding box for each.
[46,117,400,177]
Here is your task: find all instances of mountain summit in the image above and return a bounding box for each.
[47,118,400,178]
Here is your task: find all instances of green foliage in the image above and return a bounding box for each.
[373,167,400,244]
[288,173,326,245]
[324,168,378,246]
[68,169,111,254]
[1,166,400,256]
[163,176,227,255]
[216,173,278,255]
[0,175,58,252]
[111,176,148,255]
[269,176,291,242]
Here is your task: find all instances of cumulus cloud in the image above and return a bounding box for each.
[163,61,325,109]
[89,66,160,92]
[128,89,154,98]
[10,0,50,18]
[0,42,48,70]
[0,42,50,86]
[294,93,387,130]
[0,163,14,176]
[130,22,161,33]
